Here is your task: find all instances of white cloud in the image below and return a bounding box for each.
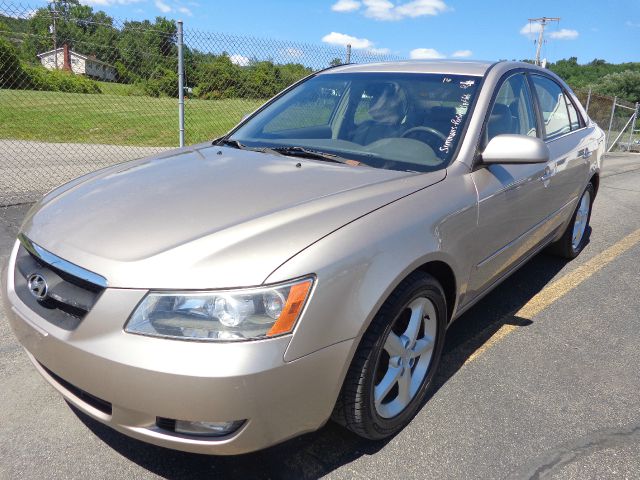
[321,32,374,49]
[331,0,361,12]
[362,0,447,21]
[520,23,542,38]
[394,0,447,18]
[452,49,472,58]
[549,28,578,39]
[155,0,171,12]
[322,32,391,55]
[410,47,445,59]
[520,23,578,40]
[229,54,250,66]
[520,22,542,38]
[177,6,192,16]
[369,47,391,55]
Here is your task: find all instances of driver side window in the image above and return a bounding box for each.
[485,73,538,145]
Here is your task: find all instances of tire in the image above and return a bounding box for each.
[548,182,595,259]
[332,271,447,440]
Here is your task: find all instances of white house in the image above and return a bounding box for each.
[37,47,117,82]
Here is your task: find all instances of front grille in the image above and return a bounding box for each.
[14,239,106,331]
[40,363,112,415]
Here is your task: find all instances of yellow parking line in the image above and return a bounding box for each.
[464,227,640,365]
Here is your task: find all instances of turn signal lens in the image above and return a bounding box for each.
[267,280,313,336]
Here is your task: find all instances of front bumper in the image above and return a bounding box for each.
[2,241,354,455]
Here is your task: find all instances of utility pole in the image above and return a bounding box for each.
[49,4,58,69]
[527,17,560,66]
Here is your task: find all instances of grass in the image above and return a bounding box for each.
[0,89,264,147]
[95,81,135,96]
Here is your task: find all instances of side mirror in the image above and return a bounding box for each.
[481,134,549,165]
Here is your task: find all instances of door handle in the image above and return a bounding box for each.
[539,166,553,183]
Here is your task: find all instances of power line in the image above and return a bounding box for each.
[527,17,560,66]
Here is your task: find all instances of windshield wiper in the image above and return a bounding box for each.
[216,138,245,149]
[270,146,354,165]
[215,141,361,166]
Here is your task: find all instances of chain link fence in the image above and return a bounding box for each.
[2,0,637,207]
[576,89,639,153]
[0,0,400,206]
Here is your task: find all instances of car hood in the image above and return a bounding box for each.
[21,145,446,289]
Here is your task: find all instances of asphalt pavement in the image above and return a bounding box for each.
[0,140,172,206]
[0,153,639,479]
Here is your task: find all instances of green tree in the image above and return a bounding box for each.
[117,17,176,78]
[141,65,178,97]
[0,37,30,88]
[0,19,8,39]
[192,53,243,99]
[593,70,640,103]
[279,62,313,86]
[548,57,640,94]
[21,0,118,64]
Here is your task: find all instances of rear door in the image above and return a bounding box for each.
[468,71,553,298]
[529,75,593,220]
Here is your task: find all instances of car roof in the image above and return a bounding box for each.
[319,59,497,77]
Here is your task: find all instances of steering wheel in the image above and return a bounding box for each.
[401,126,447,143]
[401,126,448,159]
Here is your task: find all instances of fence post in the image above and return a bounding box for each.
[629,102,639,145]
[606,95,617,150]
[585,88,591,114]
[346,44,351,64]
[177,20,185,148]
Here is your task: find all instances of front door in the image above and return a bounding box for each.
[467,72,553,299]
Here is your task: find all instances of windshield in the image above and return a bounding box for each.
[228,72,480,173]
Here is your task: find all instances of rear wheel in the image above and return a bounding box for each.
[332,272,446,439]
[548,183,595,259]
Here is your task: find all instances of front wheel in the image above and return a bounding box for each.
[332,272,446,440]
[548,182,595,259]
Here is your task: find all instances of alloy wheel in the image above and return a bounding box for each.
[572,190,591,250]
[374,296,438,419]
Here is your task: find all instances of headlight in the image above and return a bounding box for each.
[125,277,314,341]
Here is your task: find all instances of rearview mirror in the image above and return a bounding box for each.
[481,134,549,165]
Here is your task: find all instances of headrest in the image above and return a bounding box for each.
[367,82,407,124]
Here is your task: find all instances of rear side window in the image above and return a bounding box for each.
[531,75,572,139]
[565,95,582,130]
[485,73,538,145]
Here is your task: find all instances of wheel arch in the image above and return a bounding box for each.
[589,171,600,197]
[415,260,457,323]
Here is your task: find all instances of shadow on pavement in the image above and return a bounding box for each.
[72,251,569,479]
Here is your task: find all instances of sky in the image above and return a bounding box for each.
[33,0,640,63]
